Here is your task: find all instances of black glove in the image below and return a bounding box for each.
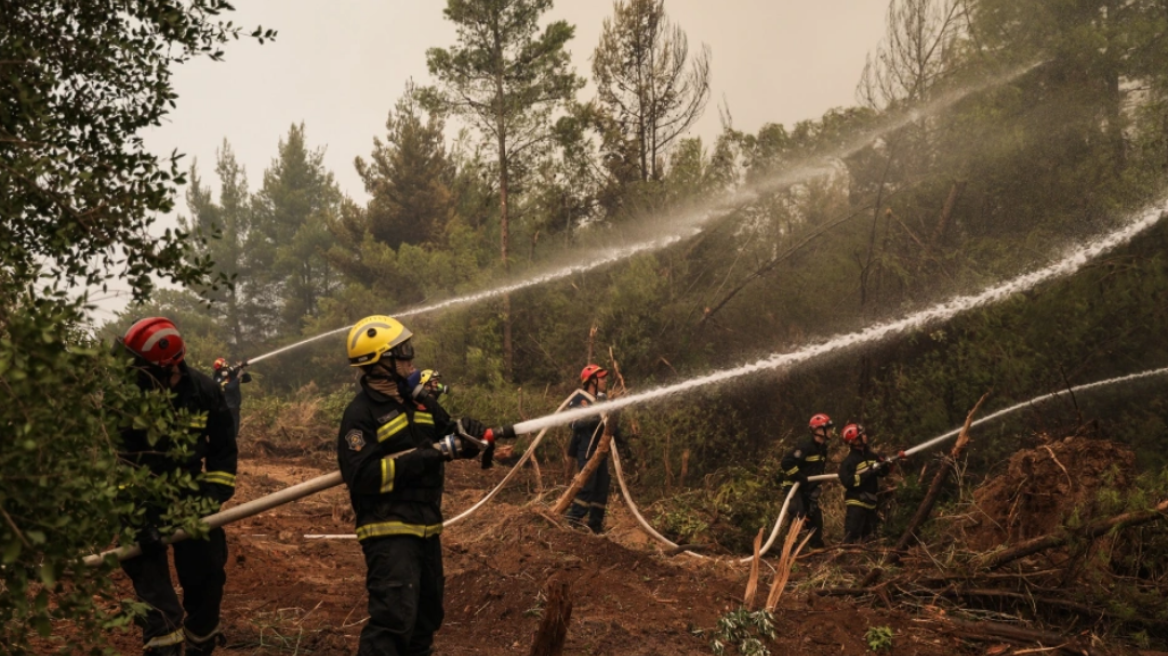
[399,447,446,475]
[136,526,166,557]
[458,418,487,440]
[794,472,809,486]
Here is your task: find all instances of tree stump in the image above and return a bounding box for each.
[528,576,573,656]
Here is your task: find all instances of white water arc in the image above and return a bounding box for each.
[508,201,1168,438]
[246,64,1039,366]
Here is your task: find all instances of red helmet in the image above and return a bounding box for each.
[213,357,227,371]
[121,317,185,367]
[809,413,833,432]
[841,423,866,445]
[579,364,608,384]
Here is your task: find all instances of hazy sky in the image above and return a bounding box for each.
[147,0,887,203]
[94,1,888,318]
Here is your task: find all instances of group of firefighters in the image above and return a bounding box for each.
[112,313,900,656]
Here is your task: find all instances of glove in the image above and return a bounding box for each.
[136,526,166,557]
[794,472,809,486]
[399,446,446,475]
[458,418,487,440]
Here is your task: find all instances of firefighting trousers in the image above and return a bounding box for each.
[843,505,880,544]
[120,528,228,649]
[787,488,825,548]
[565,451,611,533]
[359,534,445,656]
[228,407,241,437]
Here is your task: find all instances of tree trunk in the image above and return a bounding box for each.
[551,419,611,515]
[979,499,1168,570]
[494,43,513,382]
[528,575,573,656]
[930,180,965,247]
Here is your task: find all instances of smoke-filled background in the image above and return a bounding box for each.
[7,1,1168,650]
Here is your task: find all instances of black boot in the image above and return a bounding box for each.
[145,644,183,656]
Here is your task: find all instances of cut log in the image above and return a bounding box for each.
[939,618,1094,655]
[528,576,573,656]
[979,499,1168,570]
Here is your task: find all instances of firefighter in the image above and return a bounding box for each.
[408,369,449,401]
[778,413,833,549]
[212,357,251,436]
[337,315,510,656]
[564,364,627,534]
[838,423,898,544]
[115,317,237,656]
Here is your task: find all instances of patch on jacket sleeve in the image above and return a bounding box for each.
[794,450,803,459]
[346,429,366,451]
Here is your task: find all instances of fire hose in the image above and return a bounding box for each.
[84,394,576,565]
[85,367,1168,566]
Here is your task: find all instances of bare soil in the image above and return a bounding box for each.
[963,435,1136,550]
[89,453,987,655]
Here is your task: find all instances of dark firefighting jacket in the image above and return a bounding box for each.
[336,378,455,542]
[566,390,625,461]
[119,363,238,503]
[838,446,890,510]
[779,438,828,490]
[216,367,252,409]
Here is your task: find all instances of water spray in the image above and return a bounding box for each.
[85,196,1166,564]
[505,201,1168,437]
[246,63,1040,367]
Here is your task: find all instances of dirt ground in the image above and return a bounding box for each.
[962,435,1136,550]
[89,450,1142,656]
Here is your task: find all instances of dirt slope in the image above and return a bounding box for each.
[88,455,1007,655]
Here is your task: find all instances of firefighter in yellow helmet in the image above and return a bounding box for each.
[337,315,513,655]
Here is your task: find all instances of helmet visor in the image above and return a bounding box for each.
[388,340,415,361]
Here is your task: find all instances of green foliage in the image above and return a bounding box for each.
[0,298,224,653]
[710,607,775,656]
[865,625,894,652]
[1,2,271,651]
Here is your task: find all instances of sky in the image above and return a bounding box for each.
[96,0,890,319]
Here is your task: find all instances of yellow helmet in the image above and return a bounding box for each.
[346,315,413,367]
[419,369,439,386]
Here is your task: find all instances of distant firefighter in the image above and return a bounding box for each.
[115,318,237,656]
[838,423,901,544]
[564,364,629,534]
[777,413,834,549]
[212,357,251,436]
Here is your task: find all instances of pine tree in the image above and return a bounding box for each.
[356,83,455,249]
[424,0,583,380]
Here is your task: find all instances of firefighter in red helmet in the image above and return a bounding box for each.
[838,423,902,544]
[212,357,251,436]
[115,317,237,655]
[564,364,628,533]
[777,413,833,548]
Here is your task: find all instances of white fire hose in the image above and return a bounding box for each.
[85,367,1168,566]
